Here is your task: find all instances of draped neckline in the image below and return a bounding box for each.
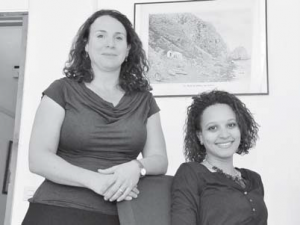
[81,82,127,108]
[61,78,150,124]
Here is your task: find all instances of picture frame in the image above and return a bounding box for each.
[134,0,268,96]
[2,140,13,194]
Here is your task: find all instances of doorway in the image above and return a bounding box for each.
[0,12,27,225]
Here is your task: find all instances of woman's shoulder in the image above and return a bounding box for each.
[238,167,262,181]
[130,90,154,98]
[54,77,79,86]
[175,162,209,176]
[44,77,82,97]
[49,77,83,92]
[47,77,73,88]
[172,162,209,189]
[127,90,156,106]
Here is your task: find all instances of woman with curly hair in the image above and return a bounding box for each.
[171,90,267,225]
[22,9,167,225]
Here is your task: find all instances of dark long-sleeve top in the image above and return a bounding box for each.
[171,162,268,225]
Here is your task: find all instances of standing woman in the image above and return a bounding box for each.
[22,9,168,225]
[171,90,267,225]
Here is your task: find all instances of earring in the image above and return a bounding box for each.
[196,131,203,145]
[85,52,89,58]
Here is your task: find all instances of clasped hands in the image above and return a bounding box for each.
[97,160,141,202]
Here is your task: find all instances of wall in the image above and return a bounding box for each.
[1,0,300,224]
[0,0,27,12]
[0,0,97,224]
[0,24,22,225]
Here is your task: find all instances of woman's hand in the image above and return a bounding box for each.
[98,160,141,202]
[85,172,116,196]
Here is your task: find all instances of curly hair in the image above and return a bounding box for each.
[63,9,151,92]
[184,90,259,163]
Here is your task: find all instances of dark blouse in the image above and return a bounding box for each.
[171,162,268,225]
[29,77,159,215]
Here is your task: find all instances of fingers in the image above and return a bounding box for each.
[116,185,139,202]
[117,186,133,202]
[100,161,141,201]
[104,184,130,202]
[103,182,123,201]
[121,187,140,202]
[131,186,139,195]
[104,184,139,202]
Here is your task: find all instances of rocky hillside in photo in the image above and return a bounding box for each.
[148,13,236,82]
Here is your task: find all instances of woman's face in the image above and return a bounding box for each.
[198,103,241,161]
[85,15,131,73]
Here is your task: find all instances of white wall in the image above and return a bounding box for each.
[1,0,97,224]
[1,0,300,224]
[0,0,27,12]
[0,25,22,225]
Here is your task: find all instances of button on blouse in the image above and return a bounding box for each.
[171,162,268,225]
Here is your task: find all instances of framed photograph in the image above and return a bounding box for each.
[2,140,13,194]
[134,0,268,96]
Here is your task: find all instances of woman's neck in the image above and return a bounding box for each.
[91,69,121,90]
[91,76,119,91]
[91,64,121,86]
[203,157,235,175]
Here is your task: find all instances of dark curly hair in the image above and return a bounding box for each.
[184,90,259,163]
[63,9,151,92]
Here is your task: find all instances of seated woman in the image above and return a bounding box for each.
[171,90,268,225]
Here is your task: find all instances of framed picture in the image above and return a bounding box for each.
[134,0,268,96]
[2,140,13,194]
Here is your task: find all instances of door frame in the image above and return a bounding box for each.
[0,11,28,225]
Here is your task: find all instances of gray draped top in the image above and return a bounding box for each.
[30,77,159,215]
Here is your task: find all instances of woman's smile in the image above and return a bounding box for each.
[215,141,234,149]
[199,104,241,160]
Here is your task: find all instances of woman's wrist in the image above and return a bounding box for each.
[80,170,95,189]
[136,155,168,175]
[81,170,104,191]
[132,159,147,177]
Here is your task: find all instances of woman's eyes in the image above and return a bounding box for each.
[207,126,217,131]
[207,122,237,131]
[227,122,237,128]
[96,34,124,41]
[115,36,124,40]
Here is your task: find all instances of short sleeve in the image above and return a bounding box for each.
[147,92,160,118]
[42,79,66,108]
[171,163,200,225]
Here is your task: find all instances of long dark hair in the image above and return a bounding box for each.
[184,90,259,162]
[63,9,151,92]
